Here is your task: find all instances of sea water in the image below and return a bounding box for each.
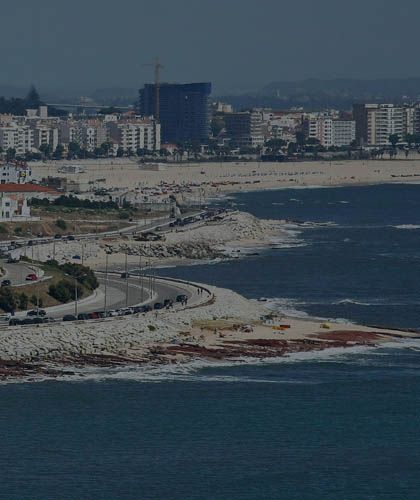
[1,184,420,499]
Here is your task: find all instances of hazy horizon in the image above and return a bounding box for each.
[1,0,419,94]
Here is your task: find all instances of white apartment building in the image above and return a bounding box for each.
[80,124,108,152]
[107,120,161,151]
[0,123,34,155]
[367,104,405,146]
[353,103,417,146]
[308,118,356,147]
[33,126,59,151]
[0,162,32,184]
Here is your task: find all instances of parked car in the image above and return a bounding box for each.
[77,313,90,321]
[62,314,77,322]
[27,309,46,317]
[8,318,22,326]
[72,255,81,260]
[6,257,19,264]
[153,302,163,310]
[142,305,152,313]
[25,273,38,281]
[176,294,188,303]
[1,279,11,287]
[54,234,62,239]
[120,272,130,279]
[164,299,174,308]
[67,235,75,241]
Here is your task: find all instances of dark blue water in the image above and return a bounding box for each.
[2,184,420,500]
[159,184,420,329]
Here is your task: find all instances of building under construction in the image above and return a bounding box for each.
[138,82,212,145]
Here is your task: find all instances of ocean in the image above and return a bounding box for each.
[1,184,420,499]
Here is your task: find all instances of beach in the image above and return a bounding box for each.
[33,157,420,198]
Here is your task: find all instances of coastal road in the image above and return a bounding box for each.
[14,273,196,320]
[2,261,47,286]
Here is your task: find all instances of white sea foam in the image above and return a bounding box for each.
[393,224,420,230]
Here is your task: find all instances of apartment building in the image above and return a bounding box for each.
[107,120,161,152]
[353,103,414,146]
[0,162,32,184]
[33,125,59,151]
[0,123,34,155]
[308,117,356,147]
[224,111,264,148]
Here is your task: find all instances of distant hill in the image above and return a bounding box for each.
[217,78,420,111]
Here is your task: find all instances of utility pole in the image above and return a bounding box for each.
[74,278,78,317]
[139,253,143,302]
[125,252,129,308]
[104,252,109,315]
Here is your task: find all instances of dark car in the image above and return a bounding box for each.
[153,302,163,310]
[1,279,11,287]
[6,257,19,264]
[63,314,77,322]
[176,294,188,303]
[120,272,130,279]
[8,318,22,326]
[72,255,81,260]
[27,309,46,317]
[164,299,173,308]
[77,313,90,321]
[67,235,75,241]
[54,234,62,239]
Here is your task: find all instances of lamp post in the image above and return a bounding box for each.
[104,252,109,315]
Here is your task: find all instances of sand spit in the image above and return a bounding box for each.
[0,284,417,381]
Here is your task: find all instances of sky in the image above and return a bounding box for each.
[0,0,418,94]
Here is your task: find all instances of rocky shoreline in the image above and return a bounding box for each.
[0,284,417,382]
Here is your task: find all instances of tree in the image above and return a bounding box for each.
[6,148,16,161]
[56,219,67,230]
[18,293,28,310]
[295,131,306,147]
[68,141,81,159]
[389,134,399,147]
[39,143,53,159]
[0,287,17,312]
[53,144,65,160]
[25,85,41,109]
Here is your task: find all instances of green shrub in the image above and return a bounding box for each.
[0,287,17,312]
[56,219,67,230]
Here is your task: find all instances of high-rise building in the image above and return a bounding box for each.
[353,103,411,146]
[138,82,212,144]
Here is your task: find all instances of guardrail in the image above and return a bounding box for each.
[1,275,215,329]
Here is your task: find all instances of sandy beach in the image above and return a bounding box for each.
[33,157,420,198]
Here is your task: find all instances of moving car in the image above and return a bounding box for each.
[25,273,38,281]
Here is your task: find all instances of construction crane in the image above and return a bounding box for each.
[144,57,164,122]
